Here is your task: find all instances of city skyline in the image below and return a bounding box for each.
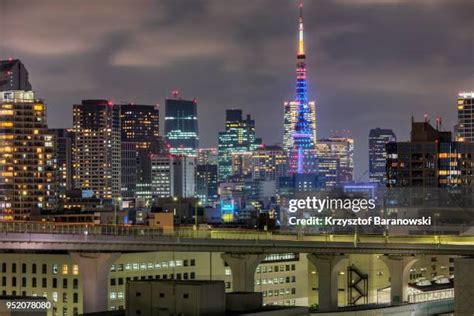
[0,0,472,178]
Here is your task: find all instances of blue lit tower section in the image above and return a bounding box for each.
[288,4,317,175]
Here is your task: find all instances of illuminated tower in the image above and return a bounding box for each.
[287,3,317,175]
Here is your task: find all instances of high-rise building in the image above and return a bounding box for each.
[0,59,32,92]
[387,119,474,187]
[316,137,354,187]
[456,92,474,142]
[50,128,74,200]
[72,100,121,199]
[0,90,54,219]
[197,148,218,165]
[252,145,287,181]
[286,4,318,176]
[151,155,196,199]
[120,104,160,200]
[120,104,159,142]
[369,128,396,184]
[195,164,218,206]
[164,92,199,157]
[218,109,260,180]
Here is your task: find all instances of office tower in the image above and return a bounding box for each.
[286,4,317,176]
[0,59,32,92]
[195,164,218,206]
[316,137,354,187]
[151,155,195,198]
[387,119,474,187]
[50,128,74,200]
[72,100,121,199]
[252,145,287,181]
[121,104,159,142]
[218,109,260,180]
[0,91,54,219]
[197,148,218,165]
[456,92,474,142]
[164,92,199,156]
[369,128,396,184]
[120,104,160,200]
[151,155,174,198]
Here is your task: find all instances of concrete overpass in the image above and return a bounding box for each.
[0,222,473,313]
[1,222,474,255]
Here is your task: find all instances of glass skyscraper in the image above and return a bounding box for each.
[218,109,260,180]
[164,94,199,157]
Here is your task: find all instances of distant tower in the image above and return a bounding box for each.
[287,3,317,175]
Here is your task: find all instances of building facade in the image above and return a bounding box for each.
[456,92,474,142]
[252,145,287,181]
[0,90,54,219]
[316,137,354,187]
[151,155,196,199]
[387,120,474,187]
[164,93,198,157]
[197,148,218,165]
[120,104,160,200]
[50,128,74,201]
[218,109,260,180]
[369,128,396,184]
[195,164,218,206]
[0,59,32,92]
[72,100,121,199]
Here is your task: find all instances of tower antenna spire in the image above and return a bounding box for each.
[298,1,305,57]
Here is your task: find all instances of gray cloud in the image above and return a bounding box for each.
[0,0,472,178]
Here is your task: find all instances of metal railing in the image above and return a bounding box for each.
[408,288,454,303]
[1,221,474,246]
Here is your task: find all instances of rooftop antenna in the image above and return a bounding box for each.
[171,89,179,99]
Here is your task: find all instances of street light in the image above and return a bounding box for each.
[194,200,202,231]
[115,197,122,234]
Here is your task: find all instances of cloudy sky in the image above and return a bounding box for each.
[0,0,473,177]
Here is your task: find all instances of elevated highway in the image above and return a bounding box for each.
[1,222,474,255]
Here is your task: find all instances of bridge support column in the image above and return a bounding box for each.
[380,255,417,305]
[307,254,348,312]
[221,253,265,292]
[70,252,120,313]
[454,257,474,314]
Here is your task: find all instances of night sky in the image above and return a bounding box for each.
[0,0,472,178]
